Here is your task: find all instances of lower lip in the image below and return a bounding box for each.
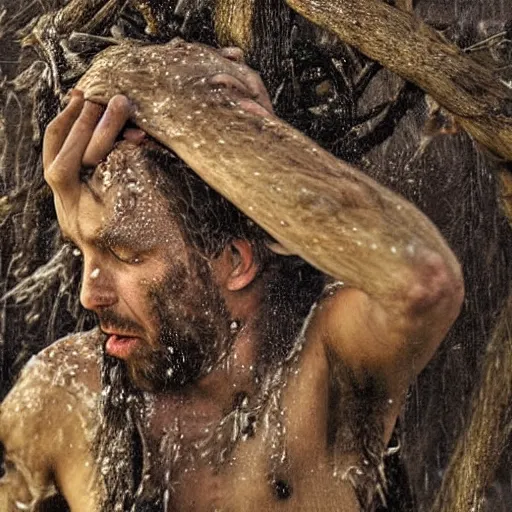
[105,335,140,359]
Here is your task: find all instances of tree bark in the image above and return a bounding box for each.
[285,0,512,162]
[214,0,255,51]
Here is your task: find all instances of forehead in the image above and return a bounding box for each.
[86,142,179,244]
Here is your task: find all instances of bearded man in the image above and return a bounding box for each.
[0,42,464,511]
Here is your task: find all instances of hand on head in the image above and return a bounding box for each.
[42,91,140,235]
[215,47,274,117]
[43,92,142,180]
[43,43,273,200]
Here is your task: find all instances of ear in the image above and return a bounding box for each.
[226,240,259,291]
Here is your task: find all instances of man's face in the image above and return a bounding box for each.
[60,142,233,391]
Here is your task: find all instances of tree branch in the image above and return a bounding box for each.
[431,289,512,512]
[214,0,255,51]
[285,0,512,161]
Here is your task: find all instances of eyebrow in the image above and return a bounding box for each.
[96,224,152,252]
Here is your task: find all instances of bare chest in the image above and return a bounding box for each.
[139,346,362,512]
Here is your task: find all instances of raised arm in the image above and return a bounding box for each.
[73,41,461,295]
[46,41,464,433]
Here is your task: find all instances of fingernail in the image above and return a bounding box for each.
[111,94,134,114]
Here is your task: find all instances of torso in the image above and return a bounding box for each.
[134,303,379,512]
[1,297,390,511]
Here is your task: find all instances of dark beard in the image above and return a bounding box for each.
[98,255,236,393]
[94,255,325,511]
[95,354,147,511]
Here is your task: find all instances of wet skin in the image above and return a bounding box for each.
[62,142,238,392]
[0,44,464,511]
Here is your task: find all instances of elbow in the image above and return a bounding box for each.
[406,249,464,321]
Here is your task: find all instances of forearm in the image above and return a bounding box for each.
[190,121,460,302]
[76,41,461,303]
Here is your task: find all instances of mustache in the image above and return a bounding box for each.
[96,309,143,336]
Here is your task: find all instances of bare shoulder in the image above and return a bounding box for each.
[0,328,102,449]
[0,330,102,510]
[1,328,102,418]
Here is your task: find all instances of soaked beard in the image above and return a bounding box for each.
[94,254,326,511]
[98,255,235,393]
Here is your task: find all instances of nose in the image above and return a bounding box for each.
[79,260,117,312]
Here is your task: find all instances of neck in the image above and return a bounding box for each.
[144,319,261,446]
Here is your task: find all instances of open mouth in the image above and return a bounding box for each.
[105,334,141,359]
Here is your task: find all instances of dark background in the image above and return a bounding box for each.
[0,1,511,510]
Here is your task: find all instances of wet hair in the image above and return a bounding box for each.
[141,142,272,260]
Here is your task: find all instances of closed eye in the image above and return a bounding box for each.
[108,246,143,265]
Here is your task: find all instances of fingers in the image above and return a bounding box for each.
[210,71,274,116]
[241,71,274,114]
[44,92,138,196]
[43,90,85,172]
[82,95,133,167]
[216,47,274,115]
[122,127,146,143]
[44,96,104,193]
[209,73,253,97]
[238,99,274,118]
[51,101,104,185]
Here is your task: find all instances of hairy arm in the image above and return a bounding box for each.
[182,107,464,424]
[47,41,464,431]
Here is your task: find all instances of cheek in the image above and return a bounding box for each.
[117,274,162,325]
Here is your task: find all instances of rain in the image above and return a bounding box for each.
[0,0,511,511]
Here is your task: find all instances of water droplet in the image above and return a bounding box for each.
[90,268,100,279]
